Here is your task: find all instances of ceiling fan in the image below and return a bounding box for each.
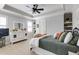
[26,4,44,14]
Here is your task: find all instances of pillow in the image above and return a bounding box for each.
[53,33,57,39]
[64,32,73,44]
[53,32,62,39]
[59,32,68,42]
[57,32,62,39]
[68,36,78,46]
[72,27,79,36]
[77,39,79,46]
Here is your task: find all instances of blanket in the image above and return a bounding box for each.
[29,35,49,48]
[30,38,40,48]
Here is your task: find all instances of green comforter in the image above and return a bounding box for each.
[39,35,79,55]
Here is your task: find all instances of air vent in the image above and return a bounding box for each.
[3,4,32,17]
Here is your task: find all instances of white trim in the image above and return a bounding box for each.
[0,15,8,28]
[0,9,33,20]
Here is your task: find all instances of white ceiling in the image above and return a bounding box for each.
[5,4,64,17]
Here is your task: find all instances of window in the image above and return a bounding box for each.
[0,17,6,28]
[27,21,32,32]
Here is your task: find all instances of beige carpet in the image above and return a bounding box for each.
[0,40,31,55]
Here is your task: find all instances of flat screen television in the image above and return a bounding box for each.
[0,28,9,38]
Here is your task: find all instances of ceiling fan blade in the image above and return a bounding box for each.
[32,4,44,14]
[36,10,40,13]
[33,9,35,13]
[37,8,44,11]
[36,4,38,8]
[33,4,38,8]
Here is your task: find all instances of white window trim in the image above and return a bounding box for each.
[0,14,7,28]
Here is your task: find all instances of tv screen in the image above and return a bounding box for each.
[0,28,9,38]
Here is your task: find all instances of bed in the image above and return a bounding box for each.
[30,35,79,55]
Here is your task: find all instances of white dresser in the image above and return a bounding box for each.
[10,30,27,43]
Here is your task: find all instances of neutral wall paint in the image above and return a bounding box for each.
[35,10,64,34]
[35,4,79,35]
[7,15,27,31]
[46,14,64,34]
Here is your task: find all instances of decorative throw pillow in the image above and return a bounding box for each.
[53,32,62,39]
[57,32,62,39]
[59,32,68,42]
[53,32,57,39]
[64,32,73,44]
[68,36,78,46]
[77,39,79,46]
[69,27,79,46]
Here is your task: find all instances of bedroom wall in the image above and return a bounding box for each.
[46,13,64,34]
[35,9,64,35]
[34,5,64,34]
[35,4,79,35]
[7,15,27,30]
